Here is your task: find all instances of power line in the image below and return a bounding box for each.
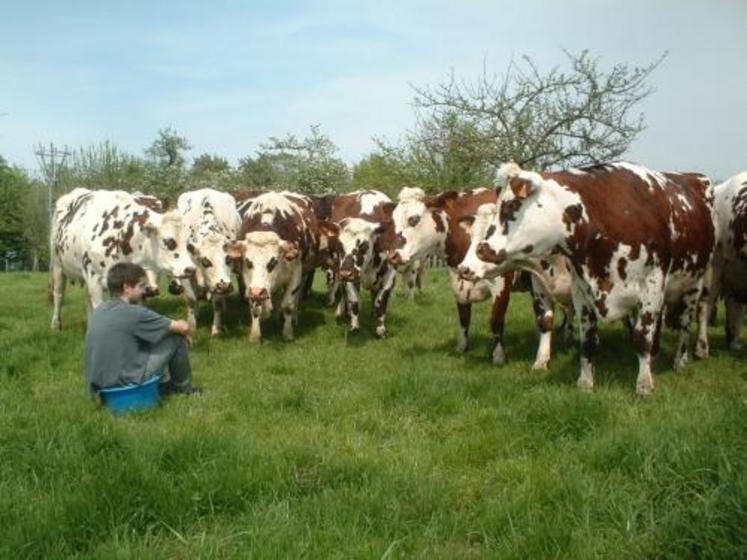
[34,143,72,229]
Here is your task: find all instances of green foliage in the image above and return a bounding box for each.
[0,156,32,264]
[190,153,235,191]
[1,271,746,557]
[239,125,351,193]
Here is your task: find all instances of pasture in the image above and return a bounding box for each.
[1,270,745,558]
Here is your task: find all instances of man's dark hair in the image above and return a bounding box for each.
[107,263,146,296]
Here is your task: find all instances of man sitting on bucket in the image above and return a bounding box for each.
[85,262,202,396]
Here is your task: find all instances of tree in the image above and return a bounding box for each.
[190,153,235,190]
[374,49,665,190]
[239,125,350,193]
[0,156,29,268]
[144,127,192,201]
[61,141,148,192]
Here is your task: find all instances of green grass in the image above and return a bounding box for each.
[0,271,745,559]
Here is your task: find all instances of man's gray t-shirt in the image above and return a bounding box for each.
[85,299,171,392]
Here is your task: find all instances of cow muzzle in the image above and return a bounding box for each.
[338,268,359,282]
[388,251,408,270]
[212,281,234,296]
[457,266,478,282]
[248,287,269,302]
[167,280,183,295]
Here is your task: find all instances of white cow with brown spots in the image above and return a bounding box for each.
[50,188,195,330]
[176,188,242,335]
[226,191,320,343]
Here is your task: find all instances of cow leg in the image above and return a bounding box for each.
[344,281,361,332]
[489,274,512,365]
[249,303,263,344]
[50,264,67,330]
[631,285,665,396]
[671,286,702,370]
[182,279,199,331]
[282,273,303,341]
[695,265,719,359]
[211,294,224,336]
[86,280,105,322]
[456,301,471,353]
[725,295,744,351]
[571,282,598,392]
[372,268,396,338]
[530,275,554,370]
[327,270,340,306]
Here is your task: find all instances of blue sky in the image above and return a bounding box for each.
[1,0,745,180]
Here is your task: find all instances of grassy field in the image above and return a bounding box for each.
[0,271,745,559]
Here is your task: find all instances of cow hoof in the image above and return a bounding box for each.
[532,360,549,371]
[577,378,594,393]
[211,327,221,337]
[492,348,506,365]
[375,326,386,338]
[455,341,468,354]
[51,320,61,331]
[694,345,709,360]
[248,334,262,344]
[636,380,654,396]
[673,354,689,371]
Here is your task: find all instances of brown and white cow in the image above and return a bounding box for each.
[318,190,398,337]
[177,188,242,335]
[50,188,196,329]
[460,162,715,394]
[696,171,747,357]
[226,191,320,343]
[459,201,575,368]
[387,187,517,364]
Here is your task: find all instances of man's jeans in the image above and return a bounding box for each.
[145,334,193,390]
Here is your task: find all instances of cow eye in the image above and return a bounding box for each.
[246,260,253,269]
[266,257,278,272]
[408,215,420,227]
[200,257,212,268]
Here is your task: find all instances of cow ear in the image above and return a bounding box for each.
[318,220,339,238]
[142,221,158,236]
[509,178,536,200]
[458,215,476,235]
[429,191,459,209]
[281,241,299,261]
[224,241,245,260]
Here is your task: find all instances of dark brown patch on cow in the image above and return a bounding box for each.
[432,212,446,233]
[617,257,628,280]
[522,244,533,254]
[476,244,507,266]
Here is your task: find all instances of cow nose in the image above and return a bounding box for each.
[214,281,233,295]
[388,251,404,267]
[458,265,476,281]
[249,287,269,301]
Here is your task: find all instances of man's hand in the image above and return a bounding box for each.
[169,319,191,337]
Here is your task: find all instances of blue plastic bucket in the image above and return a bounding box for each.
[99,374,161,415]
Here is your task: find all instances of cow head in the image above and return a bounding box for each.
[319,218,385,282]
[226,231,299,304]
[388,187,453,270]
[143,211,197,280]
[186,231,235,295]
[459,163,569,280]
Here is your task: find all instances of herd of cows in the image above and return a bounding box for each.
[48,161,747,395]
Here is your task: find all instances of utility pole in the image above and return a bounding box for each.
[35,143,71,229]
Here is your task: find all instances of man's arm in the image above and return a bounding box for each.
[169,320,191,336]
